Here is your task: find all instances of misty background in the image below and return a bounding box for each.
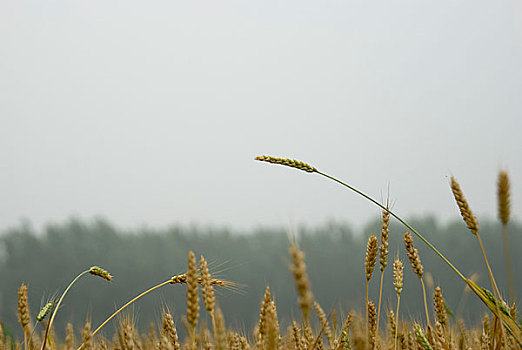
[1,1,521,231]
[1,0,522,341]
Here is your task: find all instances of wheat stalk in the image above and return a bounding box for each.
[497,170,514,302]
[43,266,111,350]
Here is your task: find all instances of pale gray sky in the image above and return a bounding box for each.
[1,1,521,232]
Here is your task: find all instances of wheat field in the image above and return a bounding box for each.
[1,156,519,350]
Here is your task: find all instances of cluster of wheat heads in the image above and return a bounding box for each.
[1,156,519,350]
[255,155,520,349]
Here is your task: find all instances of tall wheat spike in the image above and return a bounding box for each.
[497,170,513,302]
[393,258,403,350]
[364,234,378,332]
[186,251,199,349]
[289,242,313,325]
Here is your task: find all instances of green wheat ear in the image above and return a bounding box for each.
[255,154,522,344]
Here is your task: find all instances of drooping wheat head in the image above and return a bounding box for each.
[254,155,317,173]
[450,177,479,235]
[36,302,53,323]
[88,266,112,281]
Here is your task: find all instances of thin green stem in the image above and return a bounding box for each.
[476,234,501,301]
[375,271,384,340]
[365,281,369,339]
[90,279,171,339]
[501,224,514,302]
[41,270,91,350]
[316,171,466,282]
[394,296,401,350]
[420,278,430,328]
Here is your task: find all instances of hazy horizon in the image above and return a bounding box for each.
[2,1,521,232]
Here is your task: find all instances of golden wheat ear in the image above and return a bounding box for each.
[289,242,313,326]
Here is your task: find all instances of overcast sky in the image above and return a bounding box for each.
[1,1,521,232]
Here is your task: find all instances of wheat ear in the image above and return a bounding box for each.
[368,301,377,349]
[414,324,433,350]
[17,283,32,350]
[289,242,313,326]
[404,232,430,328]
[433,287,447,331]
[161,310,181,350]
[257,286,272,350]
[393,258,403,350]
[313,301,333,346]
[186,251,199,349]
[214,307,227,350]
[364,234,378,332]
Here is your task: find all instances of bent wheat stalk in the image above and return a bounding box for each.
[78,273,236,350]
[255,155,522,345]
[42,266,112,350]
